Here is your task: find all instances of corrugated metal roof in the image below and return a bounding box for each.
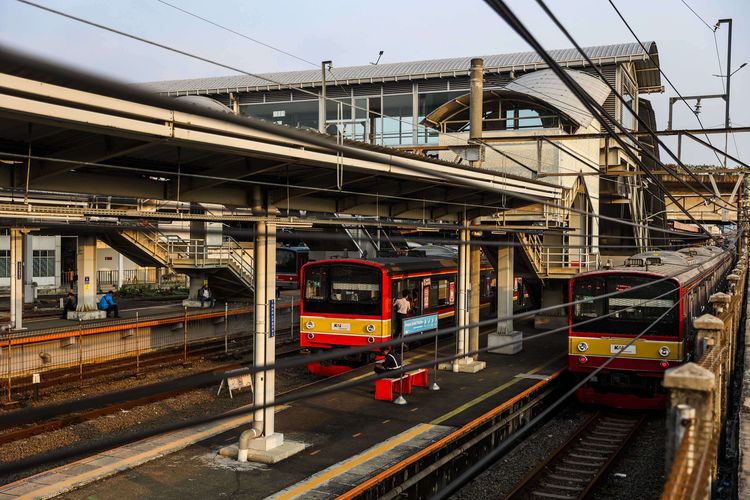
[140,41,660,95]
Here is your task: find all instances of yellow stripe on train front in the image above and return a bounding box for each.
[301,315,391,336]
[569,336,683,361]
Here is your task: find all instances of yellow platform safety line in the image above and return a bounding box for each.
[275,354,565,500]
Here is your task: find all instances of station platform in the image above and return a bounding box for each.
[0,322,567,499]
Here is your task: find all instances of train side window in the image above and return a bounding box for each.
[405,279,421,314]
[437,278,449,306]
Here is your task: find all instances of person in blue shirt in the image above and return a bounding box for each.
[99,291,120,318]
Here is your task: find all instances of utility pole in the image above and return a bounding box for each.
[319,61,331,134]
[717,18,732,167]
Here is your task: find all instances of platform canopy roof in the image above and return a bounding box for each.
[0,46,561,223]
[141,41,662,95]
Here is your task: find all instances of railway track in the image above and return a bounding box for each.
[506,411,645,500]
[0,342,302,446]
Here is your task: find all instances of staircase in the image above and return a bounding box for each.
[516,176,599,279]
[103,224,254,297]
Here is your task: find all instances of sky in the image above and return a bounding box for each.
[0,0,748,167]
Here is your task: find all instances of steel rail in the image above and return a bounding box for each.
[505,411,646,499]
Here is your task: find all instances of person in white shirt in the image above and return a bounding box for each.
[394,289,411,339]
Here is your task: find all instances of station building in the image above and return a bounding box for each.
[140,42,665,325]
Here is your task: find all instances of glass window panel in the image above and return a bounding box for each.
[241,100,320,130]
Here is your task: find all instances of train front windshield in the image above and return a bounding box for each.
[303,263,382,316]
[571,275,679,336]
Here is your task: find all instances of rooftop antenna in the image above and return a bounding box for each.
[370,50,384,65]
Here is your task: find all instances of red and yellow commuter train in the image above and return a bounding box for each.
[568,246,732,409]
[299,257,495,365]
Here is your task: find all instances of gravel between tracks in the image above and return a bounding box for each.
[454,402,594,499]
[454,404,666,499]
[0,356,316,486]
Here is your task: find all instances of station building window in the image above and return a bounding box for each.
[33,249,55,278]
[241,100,319,130]
[0,250,8,278]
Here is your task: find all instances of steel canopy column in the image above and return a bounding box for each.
[488,239,522,354]
[9,229,24,330]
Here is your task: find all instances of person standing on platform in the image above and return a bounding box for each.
[394,289,411,339]
[374,345,402,374]
[198,281,216,308]
[98,291,120,318]
[61,292,76,319]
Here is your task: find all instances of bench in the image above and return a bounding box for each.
[374,368,429,401]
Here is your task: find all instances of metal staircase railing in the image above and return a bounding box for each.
[118,225,254,291]
[518,233,546,277]
[166,236,254,290]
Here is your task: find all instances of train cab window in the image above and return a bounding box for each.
[303,264,382,316]
[572,278,605,319]
[330,266,381,303]
[304,266,327,301]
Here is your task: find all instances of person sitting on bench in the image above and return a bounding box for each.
[374,345,402,374]
[98,291,120,318]
[198,282,216,308]
[61,292,76,319]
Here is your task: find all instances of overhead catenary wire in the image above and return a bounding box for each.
[9,0,713,241]
[0,150,708,241]
[528,2,735,213]
[23,0,718,213]
[432,286,687,498]
[487,0,719,233]
[607,0,727,168]
[679,0,717,32]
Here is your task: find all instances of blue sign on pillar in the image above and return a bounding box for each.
[269,299,275,337]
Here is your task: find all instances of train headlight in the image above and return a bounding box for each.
[305,321,315,330]
[366,324,376,334]
[576,342,589,352]
[658,346,671,357]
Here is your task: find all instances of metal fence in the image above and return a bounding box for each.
[661,253,747,499]
[1,305,255,400]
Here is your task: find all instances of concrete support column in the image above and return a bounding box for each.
[117,253,124,290]
[9,229,24,330]
[76,236,98,311]
[22,234,33,304]
[488,240,522,354]
[444,223,485,373]
[457,226,468,359]
[469,240,480,360]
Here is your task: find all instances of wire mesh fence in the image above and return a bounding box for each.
[1,304,257,400]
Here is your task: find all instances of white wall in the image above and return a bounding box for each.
[0,235,61,289]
